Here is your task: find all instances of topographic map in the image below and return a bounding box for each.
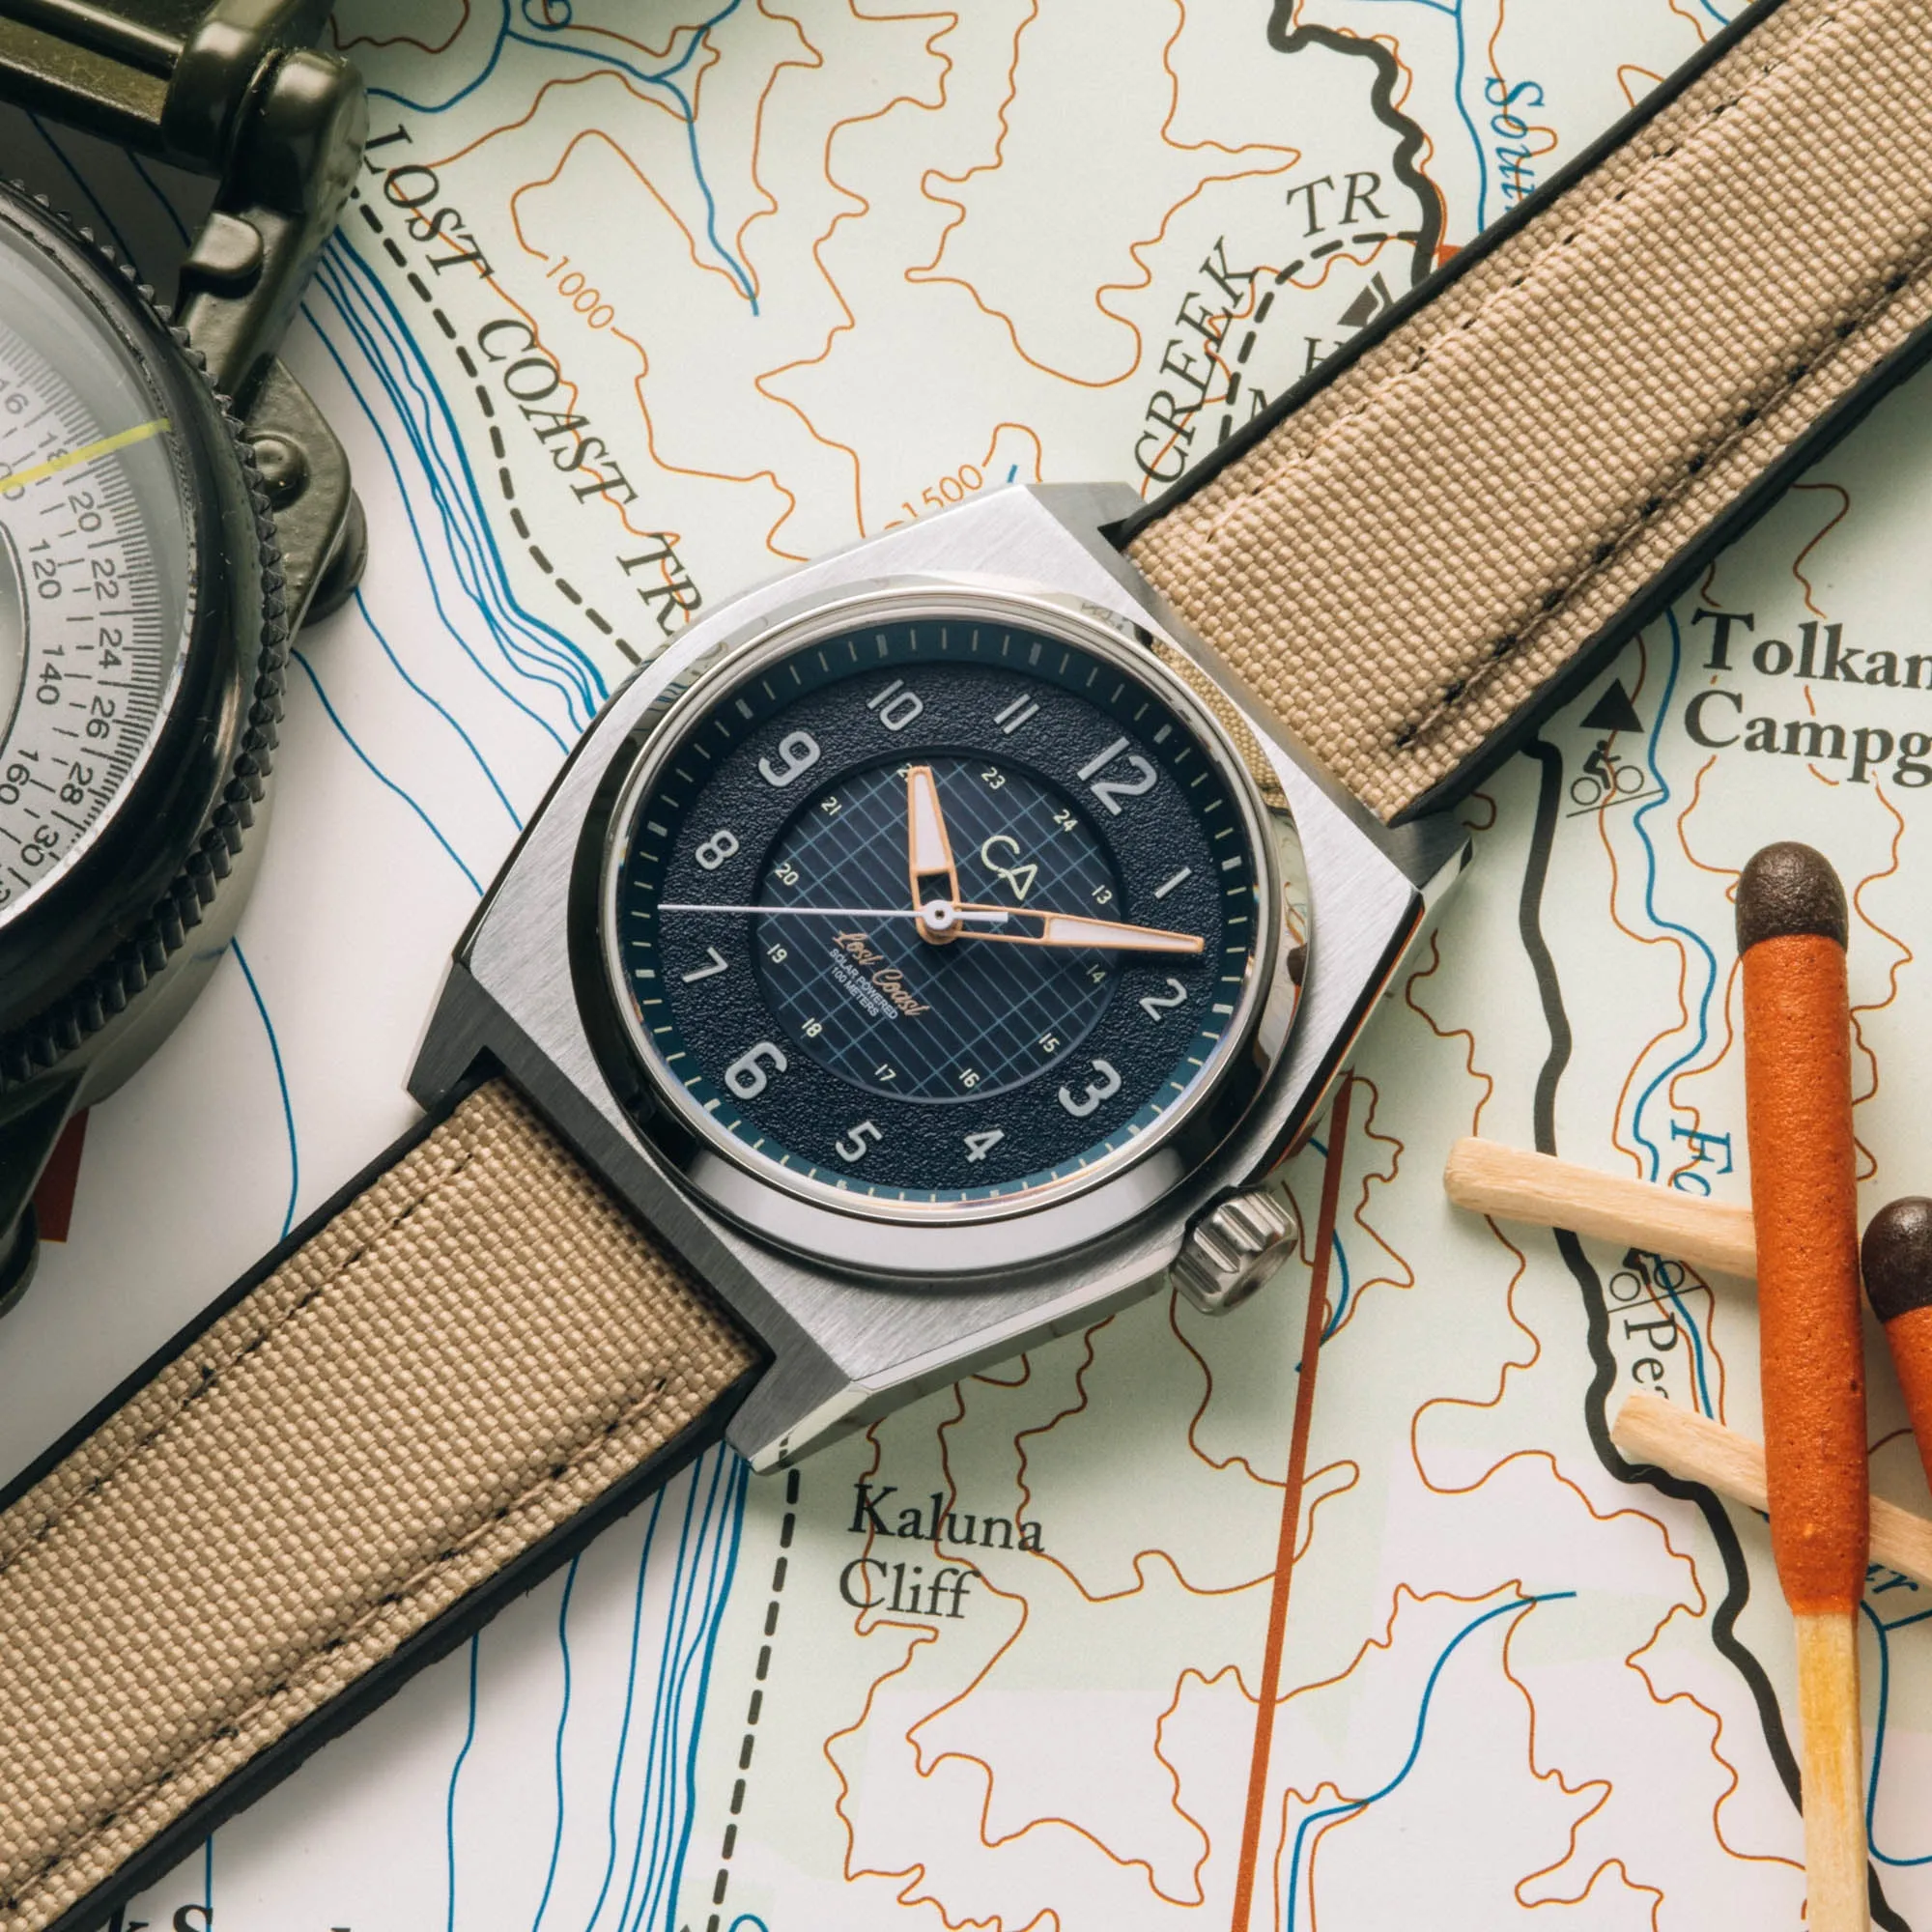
[7,1,1932,1927]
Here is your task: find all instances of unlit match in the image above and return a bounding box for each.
[1612,1391,1932,1594]
[1443,1138,1756,1278]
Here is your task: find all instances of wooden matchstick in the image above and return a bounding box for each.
[1862,1201,1932,1504]
[1442,1138,1756,1277]
[1612,1391,1932,1592]
[1738,841,1868,1932]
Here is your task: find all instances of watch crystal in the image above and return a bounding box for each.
[605,608,1277,1217]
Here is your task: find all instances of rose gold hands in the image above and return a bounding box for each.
[906,764,961,943]
[902,767,1202,954]
[922,902,1205,954]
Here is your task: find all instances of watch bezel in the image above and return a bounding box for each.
[582,582,1310,1277]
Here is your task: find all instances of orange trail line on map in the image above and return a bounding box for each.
[425,83,799,559]
[1396,1011,1772,1898]
[1268,1586,1545,1930]
[748,3,962,543]
[1848,781,1910,1183]
[1169,1293,1286,1489]
[1403,928,1496,1133]
[882,1379,1215,1905]
[1481,0,1558,171]
[1618,64,1665,106]
[333,0,467,56]
[905,0,1304,389]
[1495,1610,1616,1910]
[825,1351,1250,1909]
[1228,1073,1352,1932]
[1789,482,1851,618]
[1666,0,1718,42]
[441,82,809,561]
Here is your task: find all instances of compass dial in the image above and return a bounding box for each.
[0,215,193,921]
[604,608,1281,1217]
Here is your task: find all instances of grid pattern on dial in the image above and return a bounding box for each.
[753,758,1118,1099]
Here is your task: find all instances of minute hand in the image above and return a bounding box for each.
[950,904,1203,954]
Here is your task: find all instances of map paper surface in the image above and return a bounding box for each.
[9,3,1932,1927]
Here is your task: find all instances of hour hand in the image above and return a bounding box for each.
[948,904,1205,954]
[906,764,960,938]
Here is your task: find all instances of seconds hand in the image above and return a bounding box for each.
[657,901,1009,925]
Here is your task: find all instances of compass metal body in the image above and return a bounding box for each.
[0,1,366,1300]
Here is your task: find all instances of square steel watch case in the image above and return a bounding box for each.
[410,482,1466,1470]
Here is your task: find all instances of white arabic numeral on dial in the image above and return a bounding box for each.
[680,947,729,983]
[695,828,740,870]
[724,1039,787,1098]
[963,1128,1005,1163]
[1138,977,1187,1021]
[1058,1058,1122,1118]
[758,729,821,787]
[867,677,924,732]
[835,1120,882,1162]
[1076,736,1158,815]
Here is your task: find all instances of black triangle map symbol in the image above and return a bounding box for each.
[1580,678,1644,735]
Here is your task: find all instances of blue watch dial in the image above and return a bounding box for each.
[607,613,1267,1209]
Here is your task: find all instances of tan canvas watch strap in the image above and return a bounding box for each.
[1124,0,1932,823]
[0,1078,759,1932]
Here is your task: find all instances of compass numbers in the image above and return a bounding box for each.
[0,279,191,913]
[607,614,1267,1210]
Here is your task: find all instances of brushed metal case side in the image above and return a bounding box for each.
[411,485,1446,1467]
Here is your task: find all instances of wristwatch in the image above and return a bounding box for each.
[0,0,365,1306]
[2,1,1927,1927]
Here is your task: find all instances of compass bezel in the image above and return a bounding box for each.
[0,185,272,1042]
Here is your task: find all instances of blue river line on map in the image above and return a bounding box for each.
[1863,1597,1932,1868]
[353,586,525,831]
[310,242,604,735]
[437,1447,750,1932]
[1281,1591,1577,1932]
[290,648,484,895]
[228,939,299,1241]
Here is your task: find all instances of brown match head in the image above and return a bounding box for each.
[1734,841,1847,954]
[1862,1198,1932,1323]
